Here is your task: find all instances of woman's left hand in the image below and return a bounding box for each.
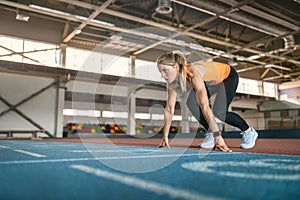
[157,137,170,148]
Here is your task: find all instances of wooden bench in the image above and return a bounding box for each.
[0,129,46,139]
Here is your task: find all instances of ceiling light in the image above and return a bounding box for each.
[156,0,172,14]
[248,54,262,60]
[75,28,81,35]
[110,35,122,41]
[16,9,30,22]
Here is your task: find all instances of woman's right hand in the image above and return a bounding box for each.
[157,137,170,148]
[213,136,232,152]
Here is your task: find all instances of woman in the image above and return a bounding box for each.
[156,51,258,152]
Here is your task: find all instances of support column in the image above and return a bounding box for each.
[180,97,190,133]
[54,76,66,137]
[60,44,67,68]
[127,55,137,135]
[60,21,69,68]
[127,89,136,135]
[129,55,136,77]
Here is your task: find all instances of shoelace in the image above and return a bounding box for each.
[241,131,252,143]
[204,133,214,142]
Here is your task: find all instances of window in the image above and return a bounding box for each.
[0,35,59,67]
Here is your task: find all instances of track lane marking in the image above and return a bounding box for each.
[0,153,203,165]
[68,149,161,153]
[181,159,300,181]
[70,164,223,200]
[13,150,47,158]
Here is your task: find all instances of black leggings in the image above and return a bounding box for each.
[186,67,249,131]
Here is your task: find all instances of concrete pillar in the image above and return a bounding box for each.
[54,76,66,137]
[60,44,67,68]
[127,89,136,135]
[180,95,190,133]
[129,55,136,77]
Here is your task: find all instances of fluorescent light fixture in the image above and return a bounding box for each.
[29,4,70,16]
[172,115,182,121]
[75,28,82,35]
[102,111,127,118]
[29,4,115,27]
[91,19,115,27]
[16,9,30,22]
[134,113,150,120]
[63,109,101,117]
[151,114,164,120]
[172,0,216,16]
[248,54,262,60]
[110,35,122,41]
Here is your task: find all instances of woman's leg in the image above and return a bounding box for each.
[213,67,249,131]
[186,83,232,151]
[186,67,249,131]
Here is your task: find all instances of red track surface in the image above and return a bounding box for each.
[46,137,300,156]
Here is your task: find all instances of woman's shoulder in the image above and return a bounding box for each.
[188,62,206,78]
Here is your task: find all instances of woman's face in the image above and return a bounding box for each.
[157,64,179,84]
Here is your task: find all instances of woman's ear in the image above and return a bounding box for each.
[173,63,180,71]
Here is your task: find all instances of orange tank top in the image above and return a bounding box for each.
[188,61,231,82]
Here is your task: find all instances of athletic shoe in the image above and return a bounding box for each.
[199,132,214,148]
[240,127,258,149]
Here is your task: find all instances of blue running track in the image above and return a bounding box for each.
[0,140,299,200]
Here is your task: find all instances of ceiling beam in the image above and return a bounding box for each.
[63,0,115,43]
[0,0,298,82]
[55,0,300,67]
[218,0,299,31]
[133,0,255,55]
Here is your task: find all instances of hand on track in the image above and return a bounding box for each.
[157,137,170,148]
[213,136,232,152]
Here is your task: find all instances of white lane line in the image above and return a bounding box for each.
[181,159,300,181]
[68,149,160,153]
[34,144,76,147]
[70,164,223,200]
[0,153,201,165]
[13,150,47,158]
[0,158,96,165]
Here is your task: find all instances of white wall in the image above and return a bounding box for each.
[0,72,65,137]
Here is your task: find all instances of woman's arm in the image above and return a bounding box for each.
[188,66,219,133]
[164,88,177,137]
[158,87,177,148]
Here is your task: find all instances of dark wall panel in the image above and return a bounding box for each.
[0,10,64,45]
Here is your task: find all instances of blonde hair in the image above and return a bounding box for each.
[156,51,188,92]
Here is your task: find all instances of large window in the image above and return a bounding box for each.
[0,35,59,67]
[237,77,277,98]
[135,59,162,82]
[0,35,278,98]
[66,47,130,76]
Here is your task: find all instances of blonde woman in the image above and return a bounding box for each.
[156,51,258,152]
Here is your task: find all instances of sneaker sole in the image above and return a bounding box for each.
[240,132,258,149]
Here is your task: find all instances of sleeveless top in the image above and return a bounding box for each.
[187,61,231,82]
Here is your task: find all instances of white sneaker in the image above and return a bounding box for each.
[199,132,214,148]
[240,127,258,149]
